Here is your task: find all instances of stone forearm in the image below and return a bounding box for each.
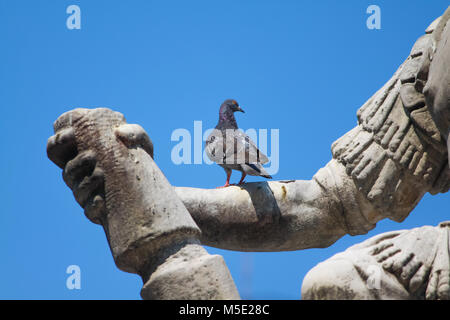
[179,10,450,253]
[176,162,352,252]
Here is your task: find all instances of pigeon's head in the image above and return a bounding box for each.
[220,99,245,114]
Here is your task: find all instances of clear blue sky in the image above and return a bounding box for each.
[0,0,448,299]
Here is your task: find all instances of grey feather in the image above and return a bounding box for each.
[206,129,269,165]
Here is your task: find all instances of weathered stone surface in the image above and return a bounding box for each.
[176,172,349,251]
[424,7,450,145]
[141,243,240,300]
[301,222,450,300]
[410,34,431,58]
[400,83,425,110]
[426,16,442,34]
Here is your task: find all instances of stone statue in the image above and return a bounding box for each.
[301,9,450,300]
[46,7,450,299]
[302,221,450,300]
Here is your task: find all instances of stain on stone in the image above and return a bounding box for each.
[281,185,287,200]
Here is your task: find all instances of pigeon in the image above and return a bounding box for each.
[205,99,272,188]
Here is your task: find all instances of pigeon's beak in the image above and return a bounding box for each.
[238,106,245,113]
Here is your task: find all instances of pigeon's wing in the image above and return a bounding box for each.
[223,130,269,165]
[205,129,226,164]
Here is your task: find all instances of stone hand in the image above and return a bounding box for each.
[47,121,153,224]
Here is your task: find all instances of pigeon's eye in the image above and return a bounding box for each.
[232,100,238,106]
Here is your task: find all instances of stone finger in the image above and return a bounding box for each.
[73,167,105,207]
[437,272,450,300]
[84,194,106,225]
[115,124,154,158]
[46,127,77,169]
[63,151,97,189]
[426,271,439,300]
[376,246,401,264]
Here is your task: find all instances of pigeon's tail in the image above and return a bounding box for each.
[243,163,273,179]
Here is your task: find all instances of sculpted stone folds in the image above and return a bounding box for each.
[302,222,450,300]
[300,9,450,300]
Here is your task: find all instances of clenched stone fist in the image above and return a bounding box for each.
[46,111,153,224]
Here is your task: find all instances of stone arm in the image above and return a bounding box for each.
[176,161,368,251]
[176,9,450,251]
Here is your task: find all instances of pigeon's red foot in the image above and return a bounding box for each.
[216,183,236,189]
[238,181,246,185]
